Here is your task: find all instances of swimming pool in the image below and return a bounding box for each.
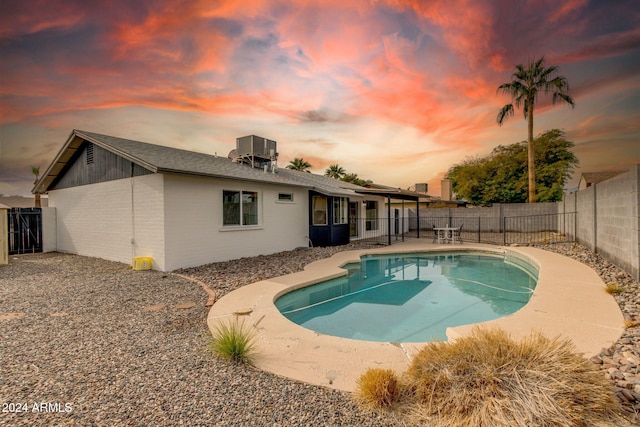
[275,251,538,342]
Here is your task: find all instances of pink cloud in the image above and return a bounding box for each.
[548,0,589,23]
[1,0,638,196]
[0,1,86,38]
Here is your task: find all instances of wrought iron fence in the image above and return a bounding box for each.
[349,212,577,246]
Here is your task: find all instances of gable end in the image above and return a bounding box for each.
[51,142,153,190]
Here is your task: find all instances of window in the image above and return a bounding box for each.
[223,190,259,226]
[365,200,378,231]
[312,195,327,225]
[278,193,294,202]
[333,197,348,225]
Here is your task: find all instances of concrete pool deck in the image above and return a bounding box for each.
[207,242,625,392]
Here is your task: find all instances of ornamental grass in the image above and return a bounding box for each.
[209,318,256,364]
[355,368,400,408]
[355,328,630,427]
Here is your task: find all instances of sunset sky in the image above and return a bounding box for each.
[1,0,638,198]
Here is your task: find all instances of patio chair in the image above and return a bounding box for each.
[432,225,438,243]
[452,225,463,244]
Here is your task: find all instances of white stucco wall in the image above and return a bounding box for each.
[162,174,309,271]
[48,172,320,271]
[49,174,166,269]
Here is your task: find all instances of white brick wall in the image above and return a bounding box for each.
[41,207,57,252]
[47,172,326,271]
[163,174,309,270]
[49,174,166,269]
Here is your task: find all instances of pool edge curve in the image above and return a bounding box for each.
[207,241,625,392]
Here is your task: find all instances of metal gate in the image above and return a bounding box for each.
[8,208,42,254]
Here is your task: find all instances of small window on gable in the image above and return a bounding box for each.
[86,143,94,165]
[278,193,294,202]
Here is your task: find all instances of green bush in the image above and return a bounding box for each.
[210,318,256,364]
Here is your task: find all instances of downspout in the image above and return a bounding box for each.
[401,199,405,242]
[416,197,420,239]
[387,195,391,246]
[130,163,136,263]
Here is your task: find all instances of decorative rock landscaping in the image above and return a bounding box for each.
[540,242,640,417]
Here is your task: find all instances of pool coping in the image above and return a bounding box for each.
[207,242,625,392]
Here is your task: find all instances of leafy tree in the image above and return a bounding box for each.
[324,164,345,179]
[497,57,574,203]
[341,173,369,186]
[286,157,312,172]
[446,129,578,206]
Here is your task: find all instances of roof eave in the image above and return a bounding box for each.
[75,130,159,173]
[33,130,159,194]
[33,130,83,194]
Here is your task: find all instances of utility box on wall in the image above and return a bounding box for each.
[132,257,153,271]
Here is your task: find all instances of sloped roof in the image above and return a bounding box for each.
[580,170,625,186]
[33,129,364,198]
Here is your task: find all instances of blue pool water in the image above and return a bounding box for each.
[275,251,538,342]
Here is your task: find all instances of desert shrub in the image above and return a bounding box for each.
[605,283,625,294]
[355,368,400,408]
[402,328,627,427]
[210,318,256,364]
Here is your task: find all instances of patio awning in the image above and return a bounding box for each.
[353,187,422,202]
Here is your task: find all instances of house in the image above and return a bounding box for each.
[33,130,405,271]
[578,170,626,190]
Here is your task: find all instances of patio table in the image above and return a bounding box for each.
[434,226,460,244]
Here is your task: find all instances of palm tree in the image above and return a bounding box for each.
[324,164,345,179]
[496,57,574,203]
[32,166,41,208]
[286,157,312,172]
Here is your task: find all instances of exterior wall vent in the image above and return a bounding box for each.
[86,143,94,165]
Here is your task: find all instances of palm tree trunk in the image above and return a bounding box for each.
[33,177,41,208]
[527,105,536,203]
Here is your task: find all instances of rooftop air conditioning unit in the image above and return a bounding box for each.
[236,135,277,159]
[235,135,278,170]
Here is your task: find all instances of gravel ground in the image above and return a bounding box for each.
[1,241,639,426]
[0,244,400,427]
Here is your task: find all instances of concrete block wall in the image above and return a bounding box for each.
[558,193,578,240]
[502,203,558,232]
[593,165,639,280]
[417,203,557,233]
[561,164,640,281]
[577,186,597,251]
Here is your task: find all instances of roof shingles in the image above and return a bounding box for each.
[36,130,363,198]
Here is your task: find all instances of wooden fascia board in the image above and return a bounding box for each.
[75,131,159,174]
[32,131,83,194]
